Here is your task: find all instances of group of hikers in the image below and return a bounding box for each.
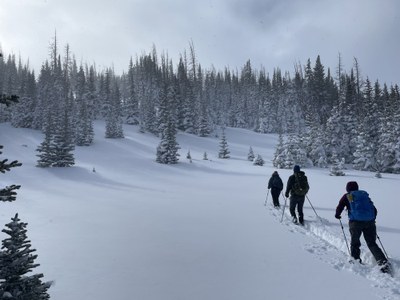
[267,165,392,274]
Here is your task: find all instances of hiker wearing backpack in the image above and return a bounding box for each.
[268,171,284,208]
[335,181,390,273]
[284,165,309,225]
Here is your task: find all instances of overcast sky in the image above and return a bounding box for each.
[1,0,399,85]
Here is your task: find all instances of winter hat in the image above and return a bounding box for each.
[273,171,278,175]
[293,165,300,173]
[346,181,359,192]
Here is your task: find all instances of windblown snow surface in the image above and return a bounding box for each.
[1,121,399,300]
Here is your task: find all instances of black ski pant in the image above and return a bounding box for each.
[349,220,387,264]
[289,195,305,222]
[271,188,281,207]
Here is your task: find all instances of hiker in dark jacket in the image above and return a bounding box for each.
[335,181,390,273]
[268,171,283,208]
[285,165,309,225]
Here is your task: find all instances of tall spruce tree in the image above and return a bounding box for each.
[156,61,180,164]
[272,133,286,168]
[0,87,22,201]
[218,127,230,159]
[104,71,124,139]
[75,66,94,146]
[0,147,22,202]
[156,85,180,164]
[36,122,55,168]
[50,108,75,167]
[124,58,140,125]
[0,214,51,299]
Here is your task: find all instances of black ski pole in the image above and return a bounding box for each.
[306,195,320,219]
[280,192,287,223]
[264,189,270,206]
[376,233,390,260]
[339,218,351,256]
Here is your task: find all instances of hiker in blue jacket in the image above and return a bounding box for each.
[335,181,390,273]
[268,171,283,208]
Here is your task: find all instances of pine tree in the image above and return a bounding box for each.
[203,152,208,160]
[75,66,94,146]
[272,133,286,168]
[10,64,36,129]
[0,214,51,299]
[253,154,265,166]
[36,123,55,168]
[0,90,22,202]
[51,108,75,167]
[186,150,192,163]
[353,130,372,170]
[105,72,124,139]
[0,146,22,202]
[218,127,230,159]
[329,153,345,176]
[156,71,180,164]
[124,58,140,125]
[247,146,255,161]
[307,124,328,167]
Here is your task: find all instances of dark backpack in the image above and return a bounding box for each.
[272,176,283,190]
[292,172,309,196]
[348,190,375,221]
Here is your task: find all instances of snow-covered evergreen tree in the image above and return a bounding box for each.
[203,152,208,160]
[247,146,255,161]
[124,58,140,125]
[0,214,51,299]
[51,108,75,167]
[10,65,36,129]
[218,127,230,159]
[253,154,265,166]
[105,72,124,139]
[75,66,94,146]
[353,130,372,170]
[36,123,54,168]
[352,78,380,171]
[0,93,22,202]
[272,133,285,168]
[329,153,345,176]
[186,150,192,163]
[0,145,22,202]
[307,124,328,167]
[156,65,180,164]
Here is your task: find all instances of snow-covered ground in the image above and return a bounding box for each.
[1,121,399,300]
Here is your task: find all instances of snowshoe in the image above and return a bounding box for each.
[379,262,393,276]
[349,258,363,265]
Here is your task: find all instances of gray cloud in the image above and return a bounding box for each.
[0,0,399,84]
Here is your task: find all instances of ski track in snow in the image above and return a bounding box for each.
[267,204,400,300]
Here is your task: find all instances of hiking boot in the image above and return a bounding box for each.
[299,216,304,225]
[377,259,387,266]
[349,258,362,264]
[292,216,298,224]
[378,260,391,274]
[381,264,392,274]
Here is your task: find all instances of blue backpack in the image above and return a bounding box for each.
[347,190,375,221]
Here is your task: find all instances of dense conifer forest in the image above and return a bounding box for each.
[1,38,399,171]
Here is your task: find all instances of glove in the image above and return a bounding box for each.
[335,214,341,219]
[285,193,289,198]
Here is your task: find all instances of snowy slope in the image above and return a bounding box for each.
[0,121,399,300]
